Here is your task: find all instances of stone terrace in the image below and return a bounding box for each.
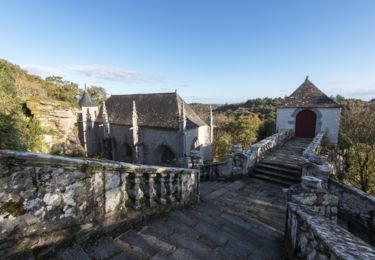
[56,178,287,259]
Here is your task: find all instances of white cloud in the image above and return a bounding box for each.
[21,64,64,78]
[329,83,375,101]
[68,65,162,84]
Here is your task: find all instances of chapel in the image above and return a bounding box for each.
[276,77,341,143]
[78,90,213,166]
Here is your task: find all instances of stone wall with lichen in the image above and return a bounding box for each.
[0,149,199,259]
[328,179,375,245]
[286,203,375,259]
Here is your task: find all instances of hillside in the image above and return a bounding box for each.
[0,59,83,155]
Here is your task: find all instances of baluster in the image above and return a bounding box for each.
[156,172,167,205]
[121,172,129,211]
[180,173,188,203]
[144,172,157,207]
[174,172,181,202]
[129,172,144,210]
[166,171,176,203]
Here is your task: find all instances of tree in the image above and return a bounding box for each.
[87,86,107,105]
[233,113,262,150]
[46,76,79,105]
[340,102,375,193]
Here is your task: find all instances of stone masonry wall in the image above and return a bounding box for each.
[0,150,199,258]
[328,179,375,245]
[286,203,375,260]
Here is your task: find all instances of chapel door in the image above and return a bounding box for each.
[295,110,316,138]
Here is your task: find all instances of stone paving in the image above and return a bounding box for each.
[57,178,287,259]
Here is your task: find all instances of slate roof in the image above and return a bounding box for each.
[96,92,206,129]
[281,77,339,108]
[79,90,96,107]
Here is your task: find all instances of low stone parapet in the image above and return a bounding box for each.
[328,179,375,245]
[0,149,199,258]
[286,203,375,259]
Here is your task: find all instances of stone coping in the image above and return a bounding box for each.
[0,149,197,174]
[328,179,375,204]
[288,203,375,259]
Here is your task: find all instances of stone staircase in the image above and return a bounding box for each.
[252,138,312,187]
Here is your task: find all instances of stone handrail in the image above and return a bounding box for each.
[200,130,294,180]
[0,149,199,258]
[286,203,375,259]
[302,131,334,187]
[246,129,294,168]
[328,179,375,245]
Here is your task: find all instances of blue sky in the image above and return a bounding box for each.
[0,0,374,103]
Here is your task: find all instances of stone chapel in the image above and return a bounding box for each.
[78,90,213,166]
[276,77,341,143]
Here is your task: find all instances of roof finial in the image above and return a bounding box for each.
[305,75,309,81]
[84,83,87,90]
[175,89,178,94]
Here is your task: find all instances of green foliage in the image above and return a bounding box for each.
[0,59,76,152]
[213,112,262,161]
[338,100,375,194]
[86,86,107,105]
[45,76,79,105]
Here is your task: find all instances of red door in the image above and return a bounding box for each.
[295,110,316,138]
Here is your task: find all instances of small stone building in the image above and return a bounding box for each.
[276,77,341,143]
[78,91,213,166]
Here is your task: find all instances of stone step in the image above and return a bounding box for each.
[253,168,301,183]
[57,244,91,260]
[251,173,296,187]
[259,159,302,170]
[256,163,301,175]
[114,230,160,259]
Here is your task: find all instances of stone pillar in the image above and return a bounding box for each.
[287,176,339,221]
[156,172,167,205]
[129,172,144,210]
[144,171,157,207]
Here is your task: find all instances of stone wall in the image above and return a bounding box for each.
[285,176,375,259]
[328,179,375,245]
[286,203,375,259]
[0,149,199,258]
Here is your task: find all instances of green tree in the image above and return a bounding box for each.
[339,102,375,193]
[46,76,79,105]
[87,86,107,105]
[233,113,262,150]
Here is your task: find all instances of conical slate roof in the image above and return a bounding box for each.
[96,92,206,129]
[79,90,96,107]
[282,77,339,108]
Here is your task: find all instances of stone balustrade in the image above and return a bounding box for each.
[200,130,294,180]
[302,131,334,187]
[0,149,199,258]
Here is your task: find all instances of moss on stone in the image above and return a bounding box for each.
[0,199,25,217]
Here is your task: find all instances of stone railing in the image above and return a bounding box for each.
[201,130,294,180]
[286,203,375,259]
[0,150,199,258]
[302,131,334,187]
[328,179,375,246]
[285,176,375,259]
